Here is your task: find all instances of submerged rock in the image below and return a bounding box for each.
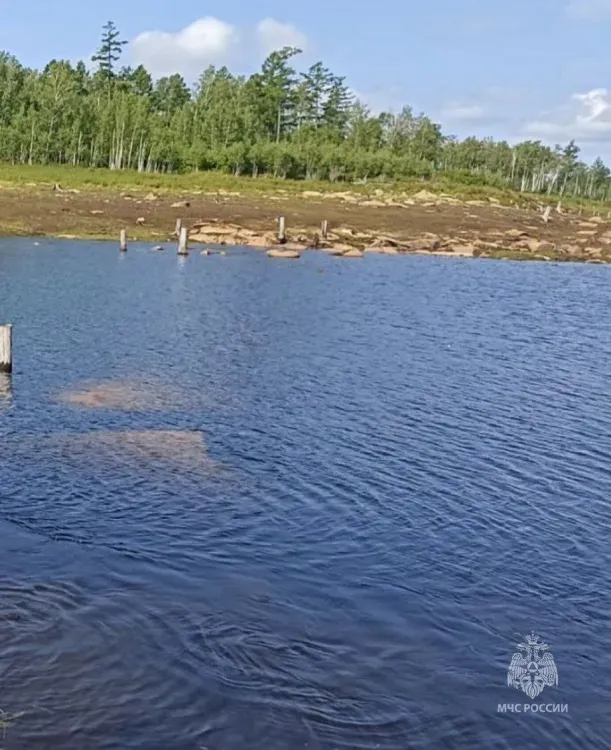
[267,248,301,259]
[38,430,219,476]
[57,379,190,412]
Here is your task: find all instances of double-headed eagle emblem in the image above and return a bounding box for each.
[507,632,558,699]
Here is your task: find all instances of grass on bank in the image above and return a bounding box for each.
[0,163,609,214]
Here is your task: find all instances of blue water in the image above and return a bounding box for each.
[0,238,610,749]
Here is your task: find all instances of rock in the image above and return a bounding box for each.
[527,239,555,253]
[586,259,606,264]
[373,236,400,248]
[589,216,605,224]
[412,189,439,202]
[267,248,300,259]
[413,234,441,251]
[505,229,528,240]
[90,209,104,215]
[152,245,164,252]
[322,247,349,256]
[577,230,597,236]
[171,200,191,208]
[449,243,476,256]
[364,246,400,255]
[281,241,308,252]
[200,249,212,256]
[136,217,145,226]
[361,199,388,207]
[217,234,241,246]
[245,233,277,249]
[144,193,158,201]
[340,249,364,258]
[578,222,599,229]
[562,245,583,256]
[585,246,603,257]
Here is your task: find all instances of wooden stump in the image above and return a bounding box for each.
[120,229,127,252]
[0,324,12,373]
[178,226,189,255]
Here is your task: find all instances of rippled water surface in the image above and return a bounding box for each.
[0,238,610,748]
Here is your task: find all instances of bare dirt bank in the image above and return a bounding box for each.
[2,183,611,262]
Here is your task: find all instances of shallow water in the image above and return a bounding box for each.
[0,238,610,748]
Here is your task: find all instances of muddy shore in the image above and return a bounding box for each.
[2,183,611,262]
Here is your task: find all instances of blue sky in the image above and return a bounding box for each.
[3,0,611,161]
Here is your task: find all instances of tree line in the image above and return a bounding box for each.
[0,20,608,200]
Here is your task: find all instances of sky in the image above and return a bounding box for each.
[3,0,611,161]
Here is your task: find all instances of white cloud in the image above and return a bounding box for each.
[256,19,308,56]
[351,86,407,115]
[565,0,611,20]
[131,17,237,78]
[441,104,486,122]
[525,88,611,141]
[130,16,309,79]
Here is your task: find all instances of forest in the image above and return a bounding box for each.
[0,21,608,201]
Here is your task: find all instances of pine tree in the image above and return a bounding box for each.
[92,21,127,80]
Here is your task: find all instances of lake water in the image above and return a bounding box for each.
[0,239,610,749]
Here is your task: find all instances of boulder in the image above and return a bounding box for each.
[322,243,355,255]
[246,233,277,248]
[144,193,158,202]
[267,248,300,259]
[340,249,364,258]
[152,245,165,252]
[505,229,528,240]
[136,217,145,226]
[171,200,191,208]
[527,239,555,253]
[584,246,603,257]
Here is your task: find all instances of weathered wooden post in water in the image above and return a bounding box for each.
[321,220,329,240]
[175,218,182,237]
[120,229,127,252]
[178,226,189,255]
[0,324,12,374]
[278,216,286,244]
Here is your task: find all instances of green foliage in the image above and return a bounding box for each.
[0,21,608,201]
[92,21,127,79]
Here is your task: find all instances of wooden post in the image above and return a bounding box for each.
[178,226,189,255]
[0,325,12,374]
[278,216,286,244]
[321,220,329,240]
[120,229,127,252]
[175,218,182,237]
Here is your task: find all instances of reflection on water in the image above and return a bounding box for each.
[0,238,609,748]
[0,373,11,408]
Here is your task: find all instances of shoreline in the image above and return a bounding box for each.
[0,178,609,263]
